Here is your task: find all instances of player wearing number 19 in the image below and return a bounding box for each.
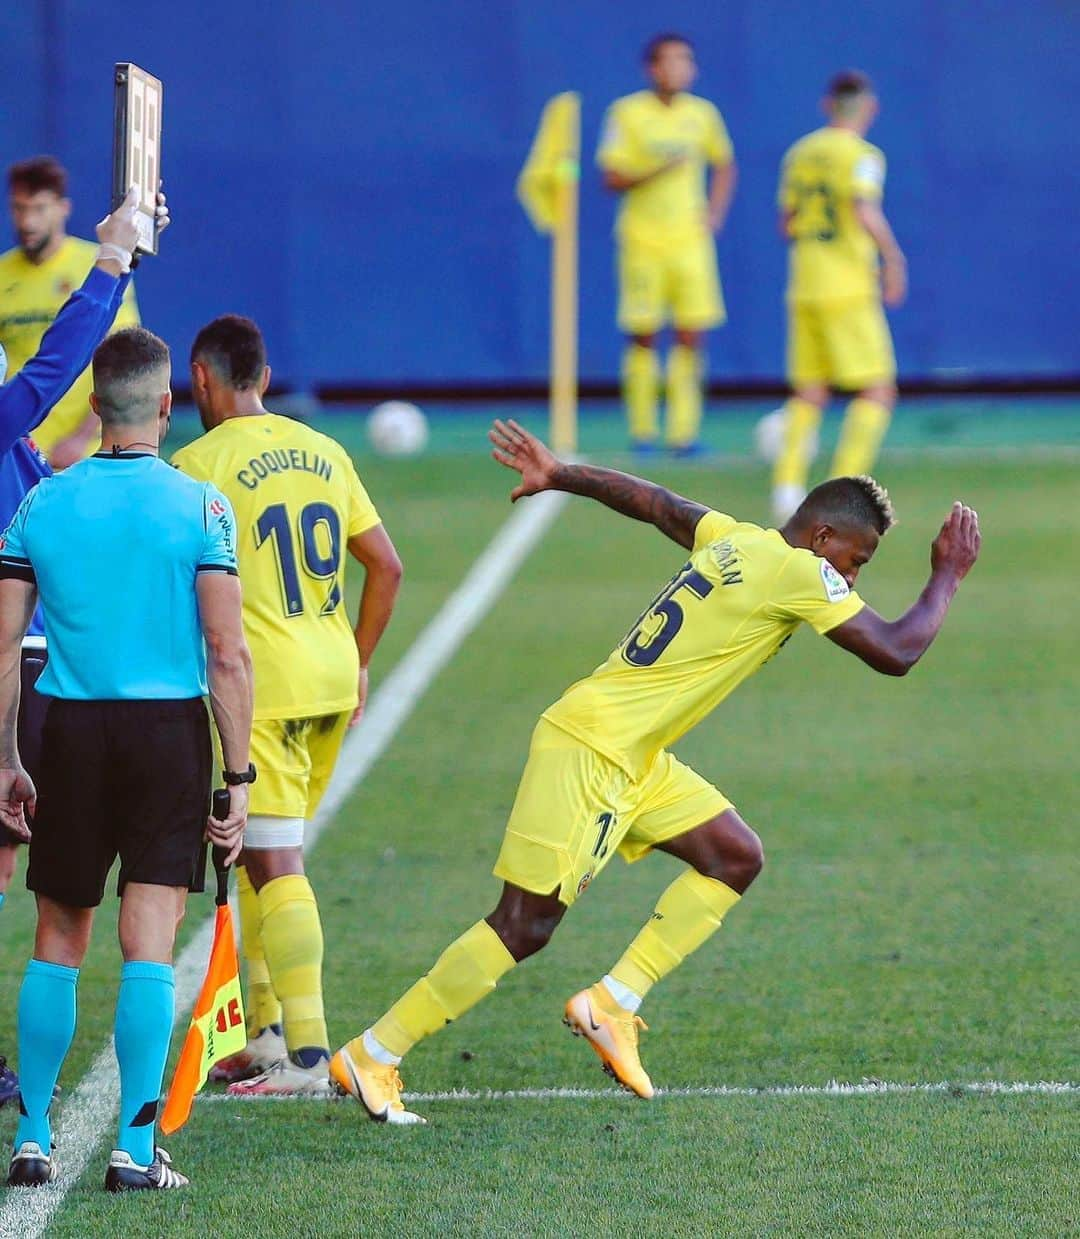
[174,315,402,1096]
[332,419,980,1124]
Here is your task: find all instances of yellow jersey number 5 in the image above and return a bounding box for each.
[621,563,713,667]
[255,501,342,617]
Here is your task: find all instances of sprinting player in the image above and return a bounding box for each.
[174,315,403,1096]
[772,70,907,522]
[0,157,141,468]
[598,33,737,456]
[331,418,979,1124]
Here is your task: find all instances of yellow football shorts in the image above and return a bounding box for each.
[617,231,725,335]
[494,718,733,906]
[246,712,351,820]
[787,297,896,390]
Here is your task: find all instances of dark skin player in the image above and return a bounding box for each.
[483,418,981,961]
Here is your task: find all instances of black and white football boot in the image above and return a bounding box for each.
[7,1140,58,1187]
[104,1146,189,1192]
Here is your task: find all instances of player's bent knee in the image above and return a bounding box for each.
[727,828,765,890]
[488,910,560,962]
[699,815,764,893]
[486,884,566,962]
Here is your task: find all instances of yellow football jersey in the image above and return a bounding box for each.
[0,236,139,453]
[778,127,887,303]
[173,413,381,719]
[597,91,734,248]
[543,511,864,779]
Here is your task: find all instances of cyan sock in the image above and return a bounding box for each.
[114,961,175,1166]
[15,959,79,1151]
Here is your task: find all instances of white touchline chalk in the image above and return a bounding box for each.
[189,1079,1079,1105]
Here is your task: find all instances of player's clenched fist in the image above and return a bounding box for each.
[931,501,981,580]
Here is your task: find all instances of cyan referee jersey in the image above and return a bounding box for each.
[0,265,133,640]
[0,451,237,699]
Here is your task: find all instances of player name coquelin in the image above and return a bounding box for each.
[235,447,333,491]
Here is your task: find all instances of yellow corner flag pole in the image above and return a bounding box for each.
[160,845,246,1135]
[517,91,580,455]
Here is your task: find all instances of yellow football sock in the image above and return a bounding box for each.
[665,344,703,447]
[236,865,281,1035]
[367,920,516,1059]
[831,397,891,477]
[258,874,327,1054]
[609,870,741,999]
[772,396,823,489]
[622,344,660,443]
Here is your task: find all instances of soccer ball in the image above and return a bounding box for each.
[752,408,818,464]
[367,401,429,457]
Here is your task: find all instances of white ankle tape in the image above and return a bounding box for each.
[602,975,643,1014]
[363,1029,401,1066]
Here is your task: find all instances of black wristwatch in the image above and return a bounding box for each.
[222,762,257,786]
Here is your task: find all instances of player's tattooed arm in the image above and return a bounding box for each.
[552,465,709,549]
[488,418,709,549]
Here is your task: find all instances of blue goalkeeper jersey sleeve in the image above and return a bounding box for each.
[0,265,130,639]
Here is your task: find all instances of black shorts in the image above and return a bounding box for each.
[0,648,50,849]
[27,697,211,908]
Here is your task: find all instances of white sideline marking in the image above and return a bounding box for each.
[190,1079,1079,1104]
[0,491,567,1238]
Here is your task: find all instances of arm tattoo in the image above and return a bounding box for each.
[550,463,709,549]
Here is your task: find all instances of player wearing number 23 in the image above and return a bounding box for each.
[173,315,402,1097]
[331,419,979,1126]
[772,71,907,525]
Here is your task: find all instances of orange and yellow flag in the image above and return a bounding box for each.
[517,92,581,233]
[160,902,246,1135]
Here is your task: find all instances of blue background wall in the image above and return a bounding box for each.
[1,1,1076,387]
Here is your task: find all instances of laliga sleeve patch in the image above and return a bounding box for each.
[820,559,850,602]
[854,154,884,187]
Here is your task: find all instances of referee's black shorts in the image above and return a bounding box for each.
[0,647,50,849]
[27,697,211,908]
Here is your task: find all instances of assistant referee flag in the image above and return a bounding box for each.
[161,882,245,1134]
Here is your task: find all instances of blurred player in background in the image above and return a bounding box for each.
[772,71,907,522]
[174,315,403,1096]
[598,33,737,457]
[0,157,140,468]
[330,419,979,1125]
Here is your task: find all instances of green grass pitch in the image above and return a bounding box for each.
[1,408,1077,1236]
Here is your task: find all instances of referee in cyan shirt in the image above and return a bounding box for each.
[0,186,168,1109]
[0,326,254,1192]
